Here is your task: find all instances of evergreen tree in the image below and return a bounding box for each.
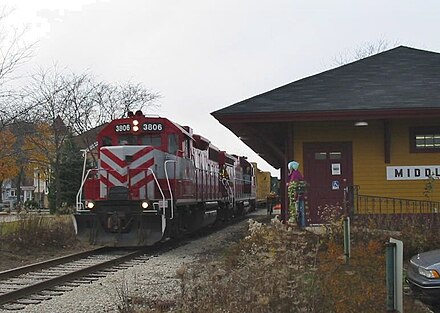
[48,135,83,213]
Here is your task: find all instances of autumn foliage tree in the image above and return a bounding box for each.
[0,129,19,182]
[23,122,55,180]
[0,6,35,204]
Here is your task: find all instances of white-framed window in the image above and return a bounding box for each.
[410,127,440,152]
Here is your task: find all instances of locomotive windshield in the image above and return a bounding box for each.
[116,134,162,147]
[140,135,161,146]
[168,134,178,154]
[118,135,137,145]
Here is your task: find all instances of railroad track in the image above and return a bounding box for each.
[0,210,264,311]
[0,247,149,310]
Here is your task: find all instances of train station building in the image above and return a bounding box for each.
[212,46,440,223]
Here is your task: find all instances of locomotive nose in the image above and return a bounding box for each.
[107,212,123,232]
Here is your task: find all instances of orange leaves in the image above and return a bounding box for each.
[318,239,386,313]
[0,129,19,180]
[23,122,54,176]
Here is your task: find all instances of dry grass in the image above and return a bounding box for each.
[169,215,432,313]
[0,214,77,251]
[4,205,423,312]
[2,209,431,312]
[175,219,321,313]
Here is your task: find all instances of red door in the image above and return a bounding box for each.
[303,142,353,224]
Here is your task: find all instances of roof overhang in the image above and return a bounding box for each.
[214,107,440,123]
[212,107,440,169]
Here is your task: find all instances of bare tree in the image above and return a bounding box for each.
[22,66,159,210]
[0,6,35,128]
[21,68,72,209]
[332,39,399,66]
[65,78,159,168]
[67,80,160,136]
[0,6,35,205]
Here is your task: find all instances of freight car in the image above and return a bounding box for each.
[251,163,271,208]
[74,111,256,247]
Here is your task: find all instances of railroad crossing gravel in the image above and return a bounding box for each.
[0,210,264,313]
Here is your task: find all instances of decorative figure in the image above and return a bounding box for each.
[287,160,306,227]
[288,161,303,182]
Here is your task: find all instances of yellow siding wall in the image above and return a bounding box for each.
[292,119,440,202]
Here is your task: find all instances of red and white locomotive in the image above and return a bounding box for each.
[74,110,256,246]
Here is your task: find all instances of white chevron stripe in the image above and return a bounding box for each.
[100,181,107,198]
[100,173,125,198]
[139,185,145,198]
[100,149,153,172]
[106,173,124,186]
[100,154,127,176]
[99,146,156,200]
[130,151,154,168]
[131,172,146,186]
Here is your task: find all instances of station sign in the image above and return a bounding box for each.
[386,165,440,180]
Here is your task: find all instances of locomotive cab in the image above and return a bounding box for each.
[75,113,186,246]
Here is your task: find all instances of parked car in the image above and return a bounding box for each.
[407,249,440,305]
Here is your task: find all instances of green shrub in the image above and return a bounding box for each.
[24,200,40,210]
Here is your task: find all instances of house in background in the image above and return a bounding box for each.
[0,120,51,209]
[1,172,49,209]
[212,46,440,223]
[33,169,50,208]
[1,178,36,208]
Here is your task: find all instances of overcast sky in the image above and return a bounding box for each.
[3,0,440,177]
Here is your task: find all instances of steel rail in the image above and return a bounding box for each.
[0,247,109,280]
[0,248,146,306]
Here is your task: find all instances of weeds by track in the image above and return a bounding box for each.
[0,247,147,310]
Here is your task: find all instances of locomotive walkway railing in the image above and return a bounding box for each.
[76,168,96,212]
[164,160,176,220]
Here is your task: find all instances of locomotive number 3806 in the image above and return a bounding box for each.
[114,123,163,132]
[142,123,163,131]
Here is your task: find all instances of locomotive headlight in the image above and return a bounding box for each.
[141,201,149,209]
[86,201,95,209]
[133,120,139,126]
[133,125,139,132]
